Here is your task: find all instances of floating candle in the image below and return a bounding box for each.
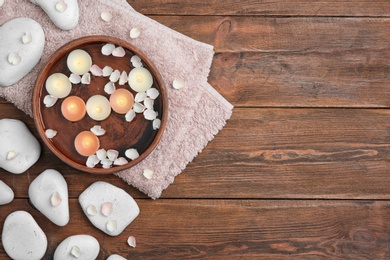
[86,95,111,121]
[67,49,92,75]
[128,67,153,92]
[109,89,134,114]
[45,73,72,98]
[74,131,100,157]
[61,96,86,122]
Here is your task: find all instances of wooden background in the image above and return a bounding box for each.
[2,0,390,258]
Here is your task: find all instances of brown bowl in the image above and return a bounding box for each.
[32,36,168,174]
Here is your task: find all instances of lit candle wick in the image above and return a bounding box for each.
[136,75,143,83]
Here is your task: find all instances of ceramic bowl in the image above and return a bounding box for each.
[32,36,168,174]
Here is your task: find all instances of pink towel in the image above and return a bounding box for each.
[0,0,233,198]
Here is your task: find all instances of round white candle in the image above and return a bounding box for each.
[86,95,111,121]
[128,67,153,92]
[67,49,92,75]
[45,73,72,98]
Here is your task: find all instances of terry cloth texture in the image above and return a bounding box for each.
[0,0,233,198]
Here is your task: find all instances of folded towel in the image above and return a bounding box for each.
[0,0,233,198]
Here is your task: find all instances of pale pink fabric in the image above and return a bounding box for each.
[0,0,233,198]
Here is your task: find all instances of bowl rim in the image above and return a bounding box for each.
[32,35,168,174]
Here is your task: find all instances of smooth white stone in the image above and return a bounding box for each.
[2,211,47,259]
[79,181,140,236]
[107,254,127,260]
[0,17,45,87]
[30,0,79,30]
[0,180,14,205]
[53,234,100,260]
[28,169,69,226]
[0,119,40,174]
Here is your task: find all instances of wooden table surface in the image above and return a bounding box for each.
[2,1,390,259]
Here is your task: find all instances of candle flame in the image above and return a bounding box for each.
[136,75,143,83]
[95,106,102,113]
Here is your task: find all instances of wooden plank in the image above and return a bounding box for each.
[147,16,390,53]
[2,105,390,200]
[211,51,390,108]
[1,199,390,259]
[127,0,390,17]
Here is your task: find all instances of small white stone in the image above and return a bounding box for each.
[53,235,100,260]
[125,109,136,122]
[22,32,33,44]
[81,73,91,84]
[79,182,140,236]
[127,236,136,248]
[130,27,141,39]
[90,125,106,136]
[0,0,4,7]
[102,65,113,76]
[101,12,113,22]
[143,169,154,180]
[0,180,14,205]
[125,148,139,160]
[29,169,69,226]
[153,118,161,130]
[109,69,121,83]
[101,43,115,56]
[101,158,113,169]
[2,211,47,260]
[8,52,21,65]
[43,94,58,107]
[104,81,116,94]
[173,79,185,89]
[45,129,57,138]
[0,18,45,86]
[0,119,40,174]
[69,73,81,84]
[107,254,127,260]
[132,60,143,68]
[32,0,79,30]
[112,46,126,57]
[6,150,18,160]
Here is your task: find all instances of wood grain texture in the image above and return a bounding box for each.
[1,199,390,259]
[127,0,390,17]
[2,105,390,200]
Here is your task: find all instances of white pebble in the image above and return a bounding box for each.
[125,148,139,160]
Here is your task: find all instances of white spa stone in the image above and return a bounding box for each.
[29,169,69,226]
[0,17,45,87]
[53,234,100,260]
[79,181,140,236]
[30,0,79,30]
[0,180,14,205]
[0,119,40,174]
[107,254,127,260]
[2,211,47,259]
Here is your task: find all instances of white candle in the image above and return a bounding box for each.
[128,67,153,93]
[86,95,111,121]
[45,73,72,98]
[67,49,92,75]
